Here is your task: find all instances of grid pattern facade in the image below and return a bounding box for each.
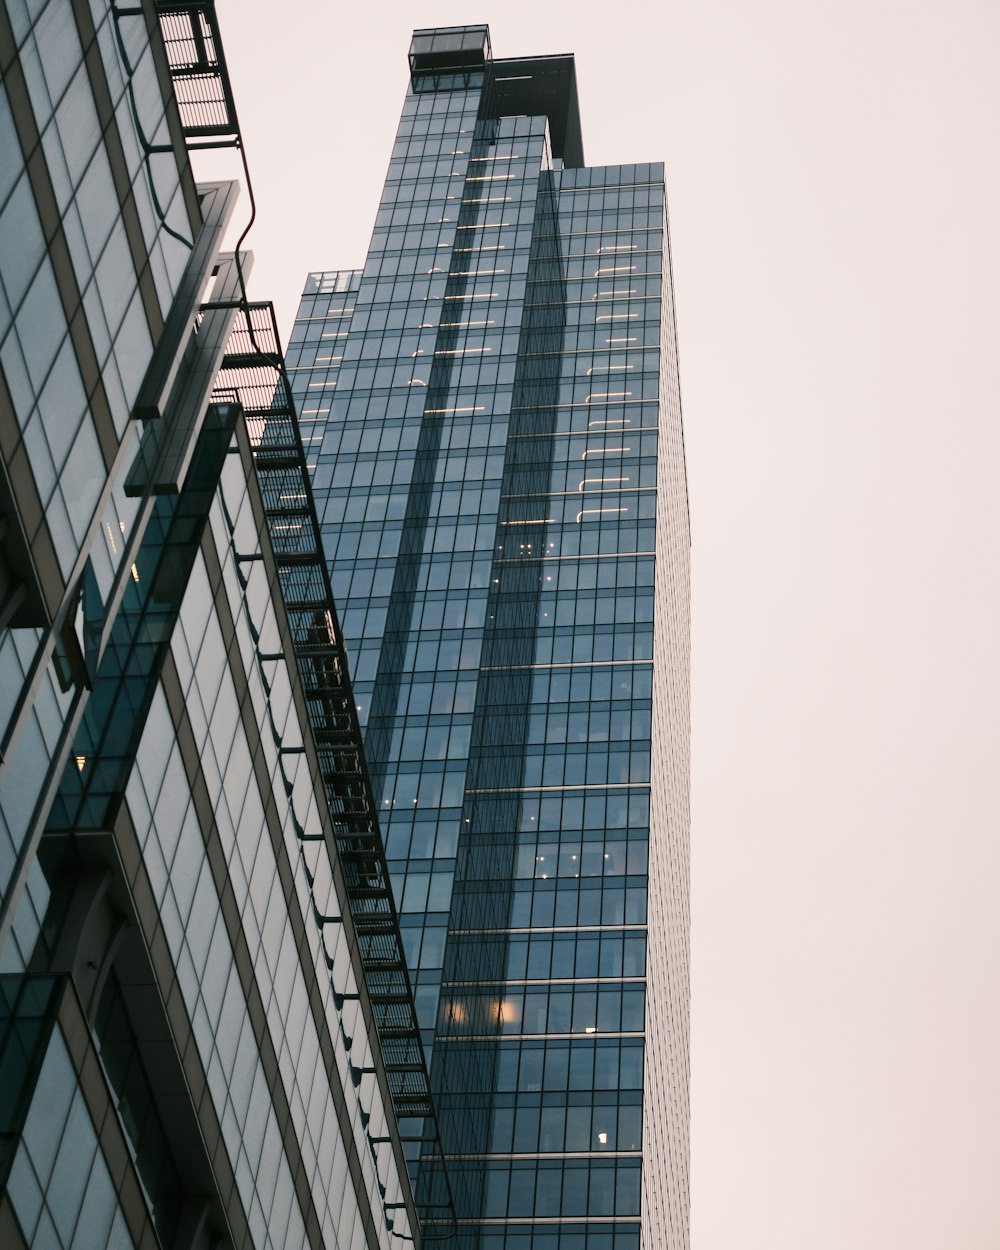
[289,28,690,1250]
[1,4,422,1248]
[0,0,201,974]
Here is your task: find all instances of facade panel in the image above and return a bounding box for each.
[1,5,423,1247]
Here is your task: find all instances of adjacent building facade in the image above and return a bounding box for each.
[288,26,690,1250]
[0,4,425,1247]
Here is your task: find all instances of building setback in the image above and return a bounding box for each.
[0,3,425,1247]
[288,26,690,1250]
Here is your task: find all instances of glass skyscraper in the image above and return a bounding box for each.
[288,26,690,1250]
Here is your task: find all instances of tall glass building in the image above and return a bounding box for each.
[288,26,690,1250]
[0,4,428,1247]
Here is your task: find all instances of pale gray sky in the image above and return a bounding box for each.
[211,2,1000,1246]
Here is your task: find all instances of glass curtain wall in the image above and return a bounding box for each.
[289,27,688,1250]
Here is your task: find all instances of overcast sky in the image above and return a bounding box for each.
[210,2,1000,1246]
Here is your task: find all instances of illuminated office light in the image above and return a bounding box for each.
[579,476,629,491]
[424,405,486,414]
[576,506,627,524]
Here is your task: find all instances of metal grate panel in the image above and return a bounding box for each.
[157,2,239,145]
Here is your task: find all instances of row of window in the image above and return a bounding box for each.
[506,930,646,980]
[375,195,540,231]
[413,702,654,753]
[476,1223,639,1250]
[365,655,650,725]
[332,384,496,421]
[386,809,462,857]
[354,247,662,290]
[389,720,472,762]
[379,175,544,215]
[532,560,658,598]
[323,361,663,402]
[310,425,655,484]
[399,86,489,115]
[336,327,523,360]
[519,749,650,789]
[349,273,663,314]
[507,428,659,462]
[369,178,663,225]
[306,419,657,486]
[485,702,652,747]
[508,880,648,929]
[359,759,651,844]
[555,184,664,213]
[323,446,506,488]
[318,417,503,457]
[391,828,649,879]
[352,273,530,310]
[331,356,516,392]
[479,1157,640,1219]
[523,528,656,564]
[390,863,456,916]
[529,662,653,703]
[489,1099,641,1155]
[379,765,469,809]
[398,914,450,970]
[389,132,538,161]
[504,492,660,530]
[328,554,657,610]
[304,362,657,421]
[537,467,658,498]
[516,789,649,832]
[363,227,663,265]
[370,222,536,256]
[514,835,647,877]
[440,1037,645,1097]
[441,982,645,1037]
[531,587,655,629]
[547,209,665,235]
[384,150,527,182]
[335,572,655,621]
[340,619,653,675]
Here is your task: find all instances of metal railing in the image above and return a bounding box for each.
[210,301,457,1241]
